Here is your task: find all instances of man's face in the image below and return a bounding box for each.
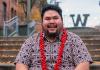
[42,10,63,35]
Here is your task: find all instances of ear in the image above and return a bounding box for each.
[34,22,43,32]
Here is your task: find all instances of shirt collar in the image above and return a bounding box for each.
[42,32,63,42]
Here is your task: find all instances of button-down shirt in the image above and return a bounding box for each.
[15,31,93,70]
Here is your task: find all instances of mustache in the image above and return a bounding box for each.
[47,24,57,28]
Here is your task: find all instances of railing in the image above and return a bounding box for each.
[3,16,19,37]
[27,20,36,36]
[3,16,36,37]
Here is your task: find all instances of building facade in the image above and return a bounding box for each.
[0,0,18,28]
[0,0,47,35]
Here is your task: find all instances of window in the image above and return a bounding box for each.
[2,2,7,21]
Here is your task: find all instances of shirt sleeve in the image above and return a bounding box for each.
[14,37,33,66]
[71,33,93,66]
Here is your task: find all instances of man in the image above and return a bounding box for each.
[15,4,93,70]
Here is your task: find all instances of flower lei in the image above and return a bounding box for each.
[39,29,67,70]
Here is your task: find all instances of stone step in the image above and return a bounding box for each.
[1,35,100,40]
[80,35,100,39]
[0,54,100,70]
[89,49,100,56]
[0,61,100,70]
[0,37,26,40]
[0,56,15,63]
[0,36,27,40]
[0,43,100,50]
[83,39,100,44]
[0,50,99,63]
[0,44,99,51]
[0,43,22,46]
[90,61,100,70]
[0,37,99,44]
[0,55,99,64]
[73,32,100,35]
[86,44,100,50]
[0,37,100,43]
[67,27,99,31]
[0,40,24,44]
[0,63,15,70]
[92,55,100,61]
[0,44,21,50]
[0,50,18,57]
[69,27,100,35]
[1,49,100,57]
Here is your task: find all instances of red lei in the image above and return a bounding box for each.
[39,29,67,70]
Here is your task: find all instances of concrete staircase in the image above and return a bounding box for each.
[0,37,26,70]
[0,27,100,70]
[68,27,100,70]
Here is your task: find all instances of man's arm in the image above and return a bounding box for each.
[16,63,28,70]
[75,61,90,70]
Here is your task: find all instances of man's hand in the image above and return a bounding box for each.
[75,61,90,70]
[16,63,28,70]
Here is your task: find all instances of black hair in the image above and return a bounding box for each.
[41,4,63,20]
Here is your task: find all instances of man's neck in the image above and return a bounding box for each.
[46,36,56,43]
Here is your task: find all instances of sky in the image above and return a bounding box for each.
[47,0,100,27]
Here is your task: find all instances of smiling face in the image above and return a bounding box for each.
[42,10,63,36]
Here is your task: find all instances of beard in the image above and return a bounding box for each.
[45,30,58,38]
[42,23,63,39]
[43,24,59,38]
